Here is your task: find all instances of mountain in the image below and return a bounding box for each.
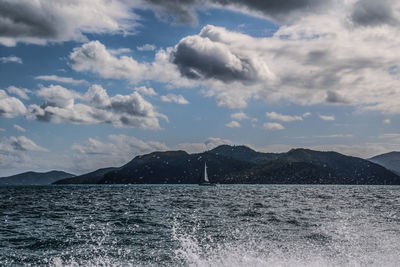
[209,144,281,163]
[53,167,117,184]
[96,145,400,185]
[229,148,399,184]
[100,150,255,184]
[369,152,400,174]
[0,171,75,185]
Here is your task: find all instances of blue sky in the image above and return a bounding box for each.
[1,0,400,176]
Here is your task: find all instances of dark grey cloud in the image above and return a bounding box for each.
[28,104,53,123]
[144,0,201,24]
[0,0,135,46]
[145,0,331,24]
[172,40,252,81]
[0,0,333,46]
[0,1,59,38]
[11,140,26,151]
[216,0,325,15]
[351,0,398,27]
[326,91,349,104]
[305,50,329,65]
[171,34,266,83]
[110,94,152,117]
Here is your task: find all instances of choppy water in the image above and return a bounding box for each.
[0,185,399,266]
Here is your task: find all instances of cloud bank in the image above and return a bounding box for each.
[68,9,400,113]
[0,135,48,172]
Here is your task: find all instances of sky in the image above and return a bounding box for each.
[1,0,400,176]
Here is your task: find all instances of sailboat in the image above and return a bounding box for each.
[199,162,215,186]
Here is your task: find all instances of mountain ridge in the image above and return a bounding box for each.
[92,145,399,185]
[0,170,75,185]
[369,151,400,174]
[54,167,117,184]
[5,146,395,185]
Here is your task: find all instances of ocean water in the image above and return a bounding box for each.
[0,185,399,266]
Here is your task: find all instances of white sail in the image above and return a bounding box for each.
[204,162,209,183]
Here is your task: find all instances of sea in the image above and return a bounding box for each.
[0,185,399,266]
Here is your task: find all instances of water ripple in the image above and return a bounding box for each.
[0,185,399,266]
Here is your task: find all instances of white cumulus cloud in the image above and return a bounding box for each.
[0,135,49,173]
[6,86,31,100]
[35,75,87,85]
[231,112,249,121]
[318,114,336,121]
[0,135,47,155]
[13,124,26,132]
[263,122,285,131]
[135,86,158,96]
[27,84,166,129]
[137,44,156,51]
[70,41,150,83]
[266,112,303,122]
[225,121,241,128]
[160,94,189,104]
[0,90,27,118]
[0,56,22,64]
